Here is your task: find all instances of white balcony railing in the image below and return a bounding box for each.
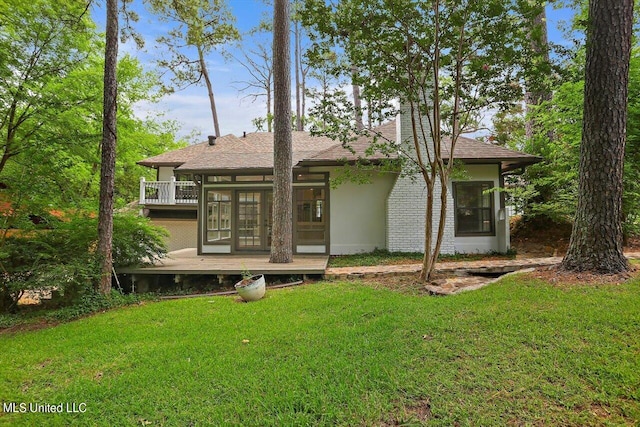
[139,177,198,205]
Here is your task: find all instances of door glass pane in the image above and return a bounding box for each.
[295,188,326,245]
[238,192,262,249]
[266,191,273,248]
[206,190,231,243]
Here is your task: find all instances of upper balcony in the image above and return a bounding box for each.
[139,177,197,205]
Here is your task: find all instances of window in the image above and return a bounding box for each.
[453,182,495,236]
[296,188,326,244]
[207,175,232,183]
[206,190,231,242]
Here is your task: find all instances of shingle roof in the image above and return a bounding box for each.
[137,138,221,167]
[174,131,338,172]
[305,121,397,163]
[138,121,540,172]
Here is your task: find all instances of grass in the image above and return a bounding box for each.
[328,248,516,268]
[1,275,639,426]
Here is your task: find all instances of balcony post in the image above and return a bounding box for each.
[169,176,176,204]
[139,176,146,204]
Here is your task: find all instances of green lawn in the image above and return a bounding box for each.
[1,275,639,426]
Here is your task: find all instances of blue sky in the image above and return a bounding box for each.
[92,1,577,143]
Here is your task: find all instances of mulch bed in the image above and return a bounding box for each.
[525,264,639,287]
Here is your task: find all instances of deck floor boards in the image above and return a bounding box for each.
[118,248,328,275]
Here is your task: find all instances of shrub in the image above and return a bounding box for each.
[112,214,168,267]
[44,290,144,323]
[0,213,167,313]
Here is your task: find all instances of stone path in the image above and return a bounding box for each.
[325,252,640,295]
[324,256,563,280]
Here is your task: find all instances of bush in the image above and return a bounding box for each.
[112,214,168,267]
[0,213,167,313]
[0,236,100,313]
[44,291,144,323]
[36,213,168,268]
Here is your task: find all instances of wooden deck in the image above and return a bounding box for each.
[118,248,329,276]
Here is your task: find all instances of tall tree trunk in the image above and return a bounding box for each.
[301,64,307,129]
[198,45,221,137]
[524,6,552,140]
[270,0,293,263]
[97,0,118,294]
[294,20,302,131]
[561,0,632,274]
[351,65,363,130]
[267,83,272,132]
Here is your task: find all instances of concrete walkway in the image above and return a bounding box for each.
[325,252,640,281]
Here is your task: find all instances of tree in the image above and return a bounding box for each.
[292,1,311,131]
[270,0,293,263]
[524,6,553,140]
[234,42,274,132]
[303,0,535,280]
[146,0,240,137]
[560,0,633,273]
[0,0,94,178]
[97,0,120,294]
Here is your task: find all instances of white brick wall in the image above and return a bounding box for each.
[386,104,455,254]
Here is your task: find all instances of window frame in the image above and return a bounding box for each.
[453,181,496,237]
[205,190,232,243]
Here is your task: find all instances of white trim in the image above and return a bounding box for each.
[202,245,232,254]
[296,245,326,254]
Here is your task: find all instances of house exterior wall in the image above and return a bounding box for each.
[386,175,456,254]
[331,174,394,254]
[387,105,456,254]
[386,105,509,254]
[452,164,508,253]
[149,219,198,252]
[313,167,395,254]
[158,166,174,181]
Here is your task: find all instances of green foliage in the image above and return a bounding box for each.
[328,248,515,268]
[112,214,169,268]
[502,49,640,233]
[0,214,167,313]
[43,291,143,323]
[0,1,186,231]
[301,0,546,278]
[302,0,542,139]
[145,0,240,93]
[0,235,100,313]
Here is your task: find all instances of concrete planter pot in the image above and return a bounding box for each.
[234,274,266,302]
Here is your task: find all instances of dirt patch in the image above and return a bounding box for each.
[383,398,432,425]
[358,272,438,295]
[525,264,639,286]
[0,318,61,336]
[510,216,640,257]
[358,271,501,295]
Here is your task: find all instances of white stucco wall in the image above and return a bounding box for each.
[312,167,395,254]
[452,164,507,254]
[158,166,174,181]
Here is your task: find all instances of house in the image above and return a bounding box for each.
[137,111,539,255]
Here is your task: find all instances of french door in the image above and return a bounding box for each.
[237,190,273,251]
